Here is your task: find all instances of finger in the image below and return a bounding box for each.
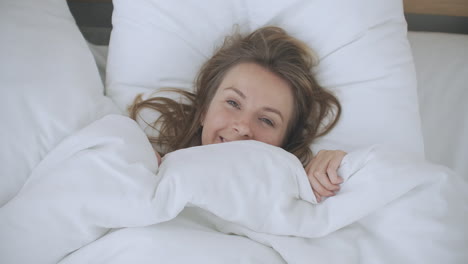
[327,152,345,184]
[307,150,340,193]
[306,163,323,202]
[314,170,340,192]
[308,173,335,197]
[313,190,322,203]
[309,152,337,190]
[315,151,343,190]
[327,163,343,185]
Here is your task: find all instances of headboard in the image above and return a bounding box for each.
[67,0,468,16]
[404,0,468,17]
[404,0,468,33]
[67,0,468,45]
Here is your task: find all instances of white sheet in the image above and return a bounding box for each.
[408,31,468,178]
[88,42,108,85]
[60,208,286,264]
[1,115,467,264]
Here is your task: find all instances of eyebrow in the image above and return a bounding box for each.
[224,87,246,99]
[223,87,284,121]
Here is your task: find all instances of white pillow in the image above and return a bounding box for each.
[0,0,119,206]
[107,0,424,156]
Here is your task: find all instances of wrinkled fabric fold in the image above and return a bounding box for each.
[1,115,466,264]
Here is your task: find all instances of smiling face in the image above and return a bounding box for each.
[201,62,295,147]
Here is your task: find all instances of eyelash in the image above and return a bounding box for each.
[226,100,275,127]
[226,99,240,109]
[260,117,274,127]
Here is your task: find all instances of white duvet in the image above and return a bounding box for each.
[1,115,467,264]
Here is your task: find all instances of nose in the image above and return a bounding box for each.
[232,118,253,139]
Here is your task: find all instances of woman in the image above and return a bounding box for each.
[130,26,346,202]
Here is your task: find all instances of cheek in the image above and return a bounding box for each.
[253,126,287,147]
[204,108,228,128]
[201,106,229,144]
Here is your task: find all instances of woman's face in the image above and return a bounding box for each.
[201,62,294,147]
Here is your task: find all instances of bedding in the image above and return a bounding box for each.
[408,32,468,178]
[2,0,467,263]
[86,30,468,179]
[1,115,467,264]
[88,42,109,84]
[107,0,425,157]
[0,0,119,206]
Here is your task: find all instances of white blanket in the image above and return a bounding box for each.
[1,115,467,264]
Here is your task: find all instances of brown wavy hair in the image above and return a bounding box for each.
[129,26,341,166]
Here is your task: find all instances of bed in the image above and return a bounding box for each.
[1,0,467,263]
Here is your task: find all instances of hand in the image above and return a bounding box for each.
[306,150,347,202]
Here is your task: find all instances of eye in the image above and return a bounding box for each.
[226,100,240,109]
[260,117,274,127]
